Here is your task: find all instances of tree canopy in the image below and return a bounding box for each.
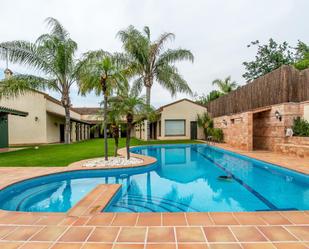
[243,39,309,82]
[0,17,80,144]
[195,90,223,105]
[212,76,238,94]
[117,25,194,103]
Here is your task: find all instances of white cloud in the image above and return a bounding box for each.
[0,0,308,107]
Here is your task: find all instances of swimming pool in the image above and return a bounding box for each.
[0,144,308,212]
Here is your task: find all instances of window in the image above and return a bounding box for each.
[165,120,185,136]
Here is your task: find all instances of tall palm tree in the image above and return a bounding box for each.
[107,105,122,156]
[212,76,238,94]
[77,52,127,160]
[110,86,151,159]
[0,17,80,144]
[117,26,194,140]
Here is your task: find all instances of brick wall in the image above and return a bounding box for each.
[213,102,305,152]
[253,104,301,151]
[213,112,253,151]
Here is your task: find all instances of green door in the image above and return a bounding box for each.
[0,114,8,148]
[190,121,197,140]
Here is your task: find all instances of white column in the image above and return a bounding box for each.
[82,124,85,140]
[144,120,148,140]
[77,124,80,141]
[71,122,76,142]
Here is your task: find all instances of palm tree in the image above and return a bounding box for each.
[212,76,238,94]
[77,52,127,160]
[111,86,150,159]
[195,90,223,105]
[117,26,194,140]
[107,105,122,156]
[0,17,80,144]
[197,112,213,140]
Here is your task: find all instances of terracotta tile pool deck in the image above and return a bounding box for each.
[0,146,308,248]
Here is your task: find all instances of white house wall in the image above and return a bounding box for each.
[0,91,90,145]
[46,100,80,120]
[46,113,64,143]
[0,92,47,145]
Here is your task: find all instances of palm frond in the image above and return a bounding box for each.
[0,74,54,99]
[155,32,175,50]
[117,26,193,101]
[156,64,192,97]
[0,41,54,74]
[131,77,144,96]
[212,76,238,94]
[76,51,128,96]
[143,26,151,40]
[156,48,194,66]
[117,26,150,69]
[45,17,69,40]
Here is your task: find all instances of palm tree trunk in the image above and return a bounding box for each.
[145,85,151,141]
[103,94,108,161]
[113,125,119,157]
[62,89,71,144]
[126,128,131,160]
[64,105,71,144]
[114,136,119,157]
[146,85,151,106]
[126,115,133,160]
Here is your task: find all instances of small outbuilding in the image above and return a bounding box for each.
[134,99,207,140]
[0,106,28,148]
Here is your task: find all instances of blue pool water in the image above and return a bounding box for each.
[0,144,308,212]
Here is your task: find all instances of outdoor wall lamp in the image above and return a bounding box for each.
[275,110,282,121]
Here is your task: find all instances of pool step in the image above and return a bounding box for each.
[109,194,197,213]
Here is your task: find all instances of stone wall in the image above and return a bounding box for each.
[285,136,309,145]
[275,136,309,158]
[213,112,253,151]
[253,103,301,151]
[213,102,308,152]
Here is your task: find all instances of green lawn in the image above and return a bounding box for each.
[0,138,201,167]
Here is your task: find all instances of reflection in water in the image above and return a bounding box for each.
[146,172,152,204]
[62,179,72,210]
[159,185,194,212]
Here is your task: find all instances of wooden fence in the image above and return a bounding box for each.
[206,66,309,117]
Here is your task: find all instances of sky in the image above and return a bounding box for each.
[0,0,308,108]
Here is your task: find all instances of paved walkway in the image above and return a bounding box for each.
[0,211,308,249]
[204,142,309,174]
[0,146,307,248]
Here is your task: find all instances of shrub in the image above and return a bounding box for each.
[292,117,309,136]
[196,112,224,142]
[197,112,213,139]
[294,59,309,70]
[210,128,224,142]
